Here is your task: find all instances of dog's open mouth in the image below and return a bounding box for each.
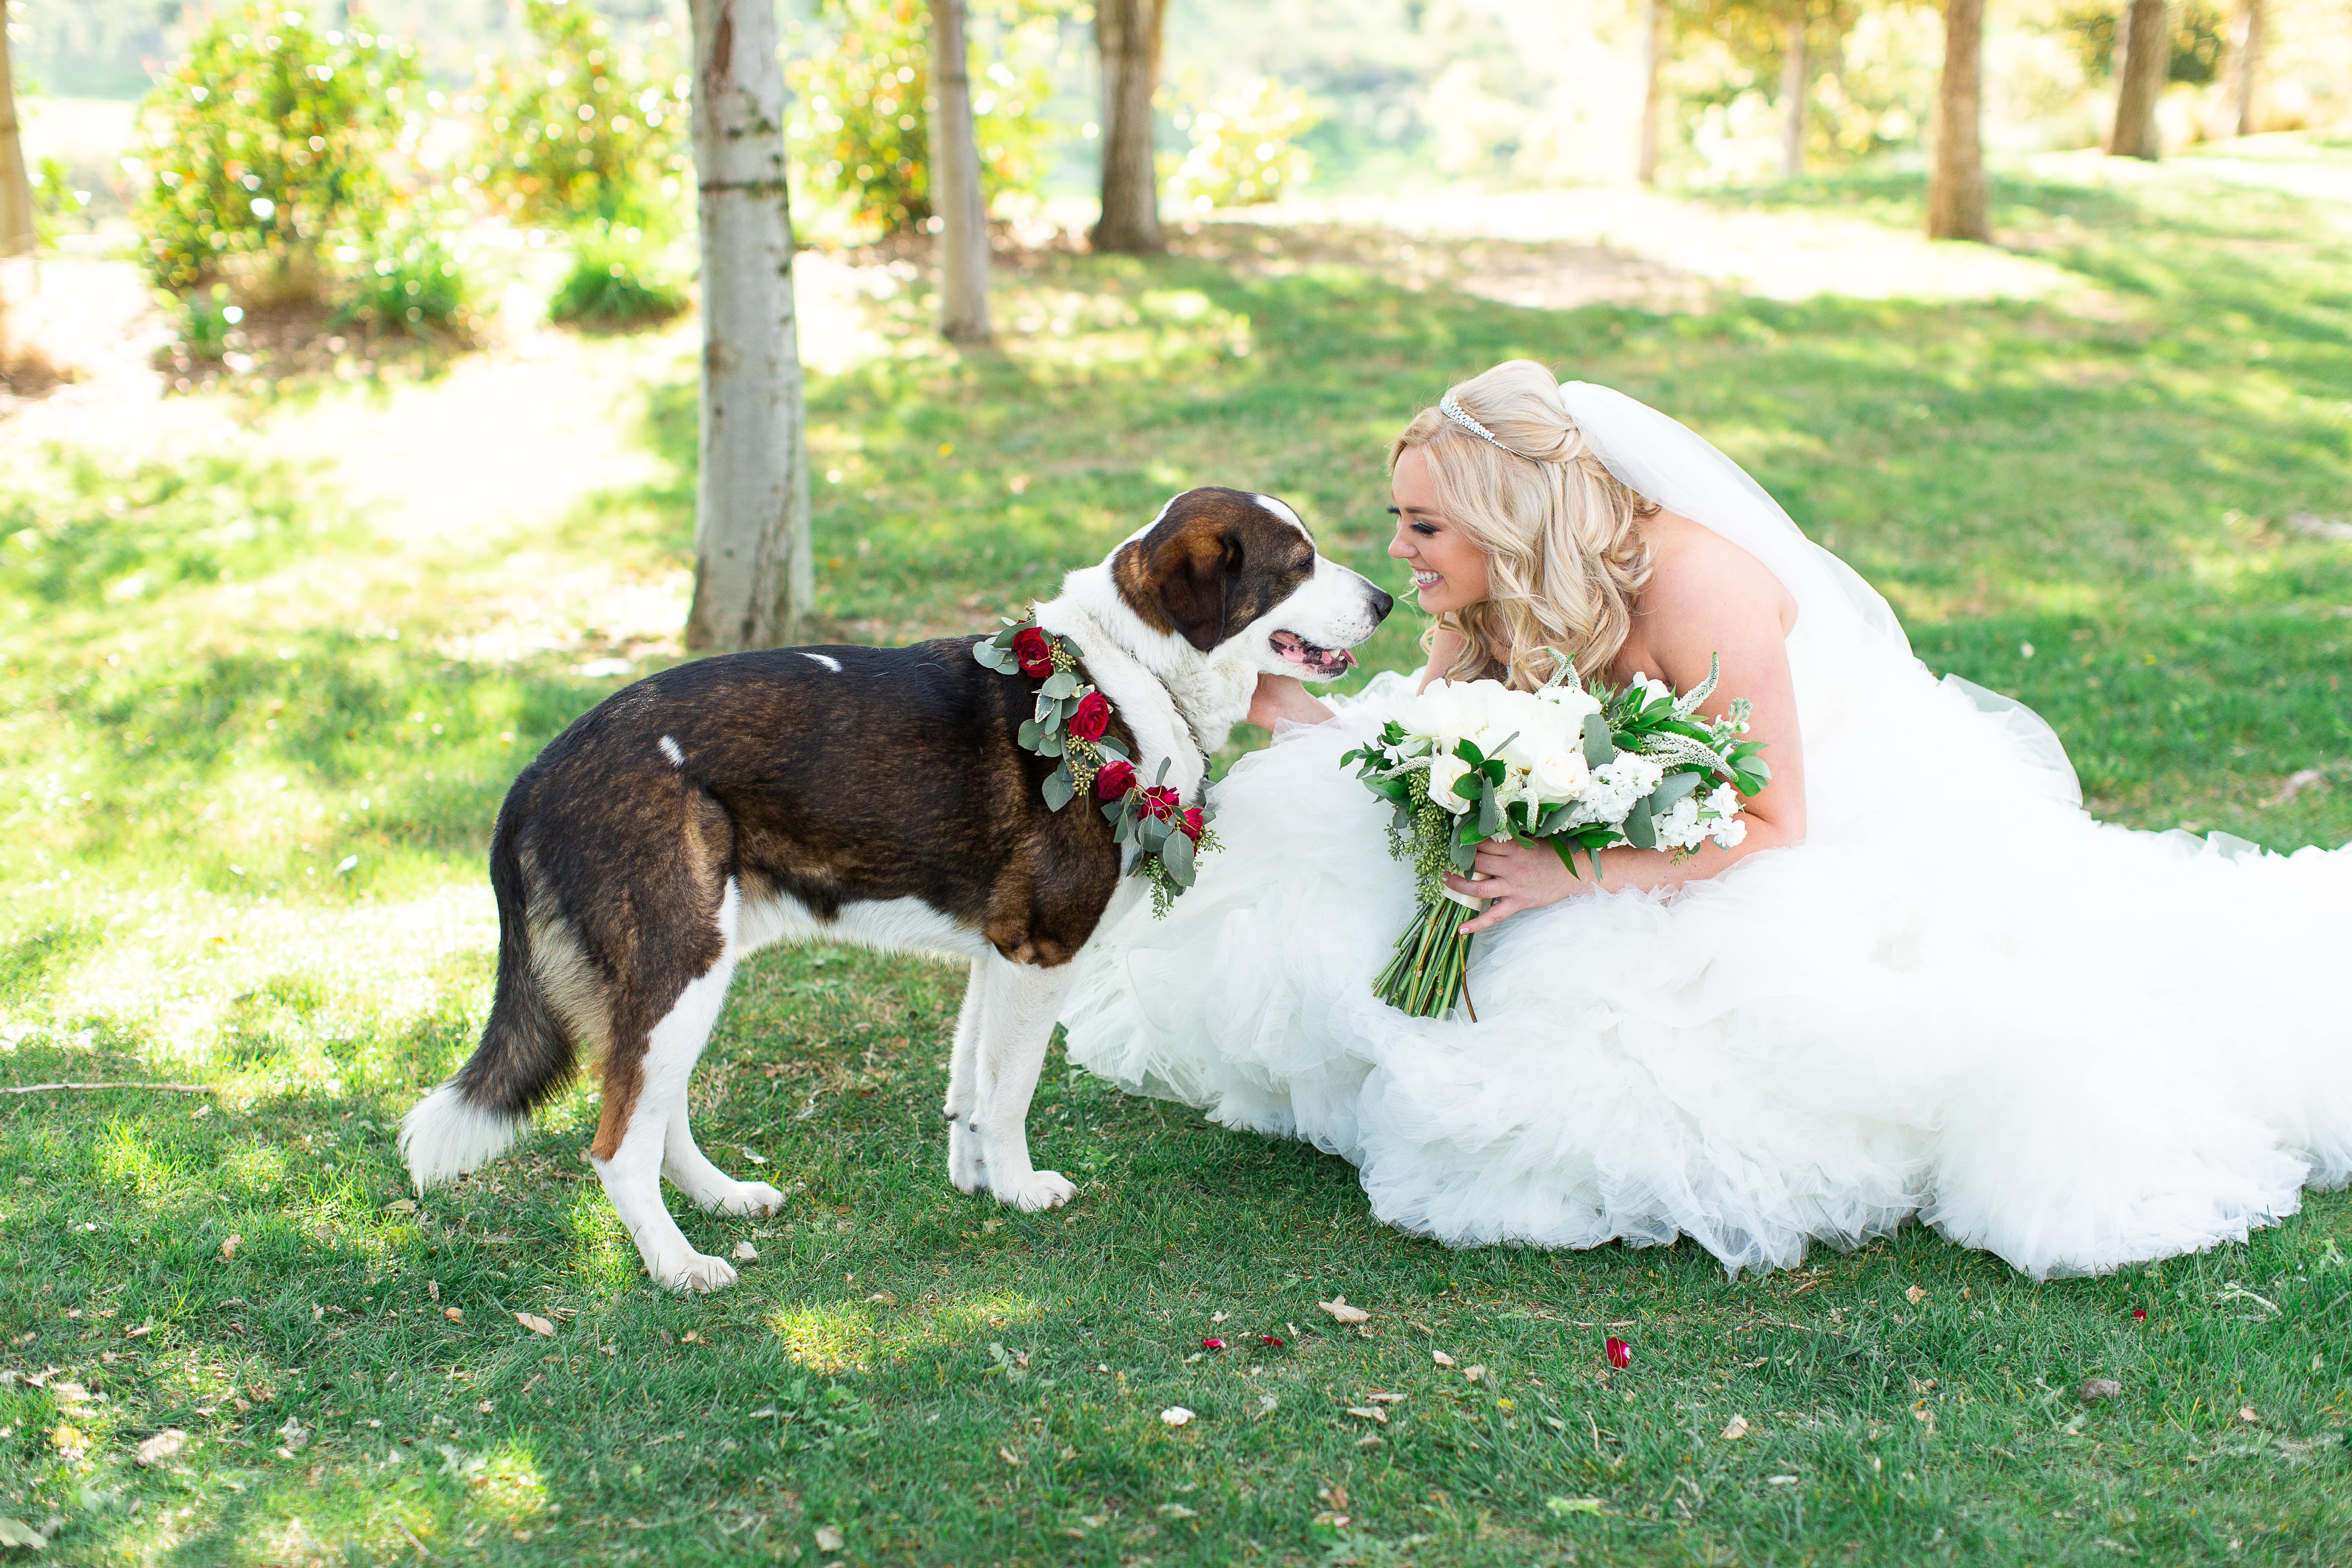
[1270,629,1355,679]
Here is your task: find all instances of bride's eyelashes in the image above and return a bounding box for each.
[1388,506,1439,539]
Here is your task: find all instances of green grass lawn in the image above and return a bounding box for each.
[2,150,2350,1565]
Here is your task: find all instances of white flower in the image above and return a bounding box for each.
[1528,747,1591,807]
[1629,670,1674,708]
[1427,749,1474,813]
[1709,815,1748,849]
[1655,793,1708,851]
[1538,683,1603,724]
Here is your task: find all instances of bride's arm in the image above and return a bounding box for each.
[1451,554,1807,932]
[1246,626,1463,730]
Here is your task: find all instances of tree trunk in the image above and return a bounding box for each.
[1927,0,1989,240]
[927,0,991,343]
[683,0,815,653]
[1636,0,1665,187]
[1779,11,1807,179]
[1090,0,1164,254]
[0,0,37,260]
[2225,0,2264,137]
[2107,0,2169,160]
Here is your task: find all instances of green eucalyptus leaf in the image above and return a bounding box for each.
[1042,764,1076,811]
[1582,712,1615,768]
[1162,829,1196,885]
[1625,797,1657,851]
[1016,719,1041,751]
[1041,670,1078,700]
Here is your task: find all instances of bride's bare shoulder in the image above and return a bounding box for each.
[1635,512,1797,635]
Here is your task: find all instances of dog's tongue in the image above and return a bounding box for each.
[1271,630,1355,678]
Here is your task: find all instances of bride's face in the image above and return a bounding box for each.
[1388,444,1491,615]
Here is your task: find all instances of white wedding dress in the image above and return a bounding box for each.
[1059,381,2352,1279]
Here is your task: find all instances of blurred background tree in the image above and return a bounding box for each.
[1165,75,1320,212]
[784,0,1056,239]
[474,0,691,325]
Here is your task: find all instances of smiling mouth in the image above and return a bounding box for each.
[1270,629,1355,679]
[1411,570,1441,590]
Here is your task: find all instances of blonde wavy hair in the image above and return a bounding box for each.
[1391,359,1659,691]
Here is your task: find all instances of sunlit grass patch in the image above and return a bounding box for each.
[771,1305,879,1375]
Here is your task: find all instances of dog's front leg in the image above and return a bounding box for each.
[968,956,1079,1212]
[942,957,994,1193]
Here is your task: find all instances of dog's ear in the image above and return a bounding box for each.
[1151,526,1237,653]
[1116,492,1242,652]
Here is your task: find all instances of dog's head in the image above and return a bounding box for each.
[1108,488,1392,682]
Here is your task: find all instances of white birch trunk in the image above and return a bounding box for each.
[927,0,991,343]
[2225,0,2265,137]
[0,0,37,260]
[1636,0,1665,187]
[1779,13,1807,179]
[684,0,814,653]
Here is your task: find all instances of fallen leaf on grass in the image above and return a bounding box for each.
[1905,1285,1927,1305]
[443,1307,463,1322]
[136,1428,187,1466]
[732,1241,759,1262]
[384,1199,416,1214]
[680,1331,705,1345]
[1211,1311,1229,1323]
[1463,1365,1488,1383]
[514,1313,555,1338]
[1356,1434,1383,1447]
[814,1524,845,1552]
[1160,1406,1194,1427]
[1256,1393,1278,1417]
[1156,1503,1198,1519]
[1722,1414,1750,1440]
[1318,1296,1369,1325]
[998,1446,1023,1466]
[2078,1379,2122,1404]
[1344,1406,1389,1424]
[1546,1497,1604,1517]
[0,1518,47,1548]
[219,1235,241,1260]
[738,1147,770,1166]
[1768,1475,1799,1485]
[1432,1349,1455,1367]
[124,1325,151,1339]
[2240,1406,2261,1424]
[1312,1510,1351,1528]
[1366,1392,1407,1404]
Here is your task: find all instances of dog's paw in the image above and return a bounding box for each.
[948,1122,988,1195]
[994,1169,1076,1212]
[706,1179,784,1217]
[652,1251,740,1294]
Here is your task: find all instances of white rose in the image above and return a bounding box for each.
[1539,683,1603,725]
[1427,750,1474,813]
[1709,815,1749,849]
[1528,748,1590,806]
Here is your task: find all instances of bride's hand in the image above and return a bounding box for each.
[1448,839,1589,933]
[1247,674,1332,731]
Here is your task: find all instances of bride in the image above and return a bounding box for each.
[1059,359,2352,1280]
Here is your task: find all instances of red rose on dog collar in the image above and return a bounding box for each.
[1140,785,1181,821]
[1069,691,1111,742]
[1180,806,1205,842]
[1095,759,1137,799]
[1012,626,1055,678]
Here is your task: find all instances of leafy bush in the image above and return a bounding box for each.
[785,0,1055,236]
[1166,78,1321,213]
[548,225,688,328]
[130,4,423,301]
[338,207,475,333]
[0,447,334,607]
[474,0,690,233]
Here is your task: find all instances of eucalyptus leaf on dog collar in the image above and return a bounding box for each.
[976,615,1219,914]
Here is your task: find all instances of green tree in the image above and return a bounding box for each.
[476,0,690,232]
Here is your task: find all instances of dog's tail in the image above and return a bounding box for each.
[398,801,579,1193]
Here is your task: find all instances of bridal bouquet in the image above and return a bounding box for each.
[1341,657,1769,1019]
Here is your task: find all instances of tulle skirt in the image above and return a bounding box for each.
[1059,631,2352,1278]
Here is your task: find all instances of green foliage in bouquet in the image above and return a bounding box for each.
[475,0,690,234]
[131,4,424,302]
[785,0,1055,237]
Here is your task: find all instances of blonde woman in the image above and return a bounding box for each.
[1059,360,2352,1280]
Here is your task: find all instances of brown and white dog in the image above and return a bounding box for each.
[397,487,1390,1290]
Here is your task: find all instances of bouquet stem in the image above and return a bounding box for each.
[1372,895,1477,1020]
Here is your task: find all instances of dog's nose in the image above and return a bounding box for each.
[1370,585,1395,622]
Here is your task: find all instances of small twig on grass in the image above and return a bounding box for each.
[0,1081,217,1096]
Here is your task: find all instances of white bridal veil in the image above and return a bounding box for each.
[1555,378,2085,805]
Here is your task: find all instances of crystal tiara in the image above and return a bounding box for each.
[1438,392,1541,462]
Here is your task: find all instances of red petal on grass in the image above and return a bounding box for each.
[1202,1338,1226,1351]
[1261,1335,1285,1347]
[2132,1308,2148,1322]
[1605,1336,1633,1369]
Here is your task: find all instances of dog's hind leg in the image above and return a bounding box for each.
[589,882,746,1292]
[943,960,993,1195]
[969,954,1079,1213]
